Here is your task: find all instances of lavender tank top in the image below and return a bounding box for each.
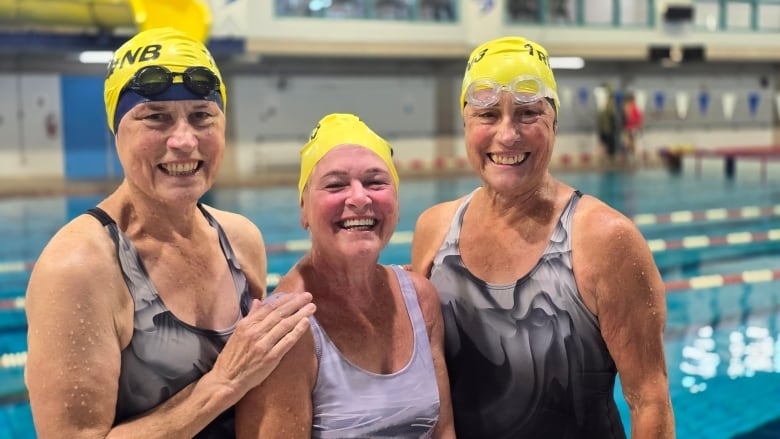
[309,265,440,438]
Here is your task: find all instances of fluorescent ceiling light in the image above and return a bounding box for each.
[79,51,114,64]
[79,51,585,70]
[550,57,585,70]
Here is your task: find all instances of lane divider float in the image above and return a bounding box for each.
[647,229,780,252]
[633,204,780,226]
[665,269,780,292]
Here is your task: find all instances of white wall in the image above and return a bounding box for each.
[0,74,63,179]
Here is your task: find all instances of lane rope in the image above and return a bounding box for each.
[3,227,777,276]
[4,267,780,312]
[665,269,780,292]
[5,269,780,371]
[633,204,780,226]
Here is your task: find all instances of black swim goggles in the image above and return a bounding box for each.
[122,65,221,98]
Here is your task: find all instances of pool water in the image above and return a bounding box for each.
[1,168,779,438]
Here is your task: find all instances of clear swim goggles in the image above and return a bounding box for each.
[464,75,557,108]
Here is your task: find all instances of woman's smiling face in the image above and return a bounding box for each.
[463,92,557,193]
[115,99,225,205]
[301,145,399,260]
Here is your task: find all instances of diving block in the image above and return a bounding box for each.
[660,144,780,180]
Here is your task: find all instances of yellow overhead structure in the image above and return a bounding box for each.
[128,0,211,42]
[0,0,211,42]
[0,0,134,28]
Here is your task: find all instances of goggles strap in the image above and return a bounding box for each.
[113,84,223,133]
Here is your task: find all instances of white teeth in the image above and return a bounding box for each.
[490,153,529,165]
[342,218,376,229]
[161,162,199,176]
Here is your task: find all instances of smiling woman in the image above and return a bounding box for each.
[23,27,315,439]
[411,36,675,439]
[235,113,456,439]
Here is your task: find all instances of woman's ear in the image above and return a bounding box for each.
[300,200,309,230]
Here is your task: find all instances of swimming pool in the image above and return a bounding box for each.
[2,168,779,438]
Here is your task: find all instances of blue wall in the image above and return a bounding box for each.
[61,75,121,180]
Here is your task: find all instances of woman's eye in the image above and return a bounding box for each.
[517,109,543,123]
[144,113,166,121]
[477,110,499,120]
[190,112,215,125]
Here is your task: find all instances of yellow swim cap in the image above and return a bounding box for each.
[104,27,226,134]
[460,36,558,113]
[298,113,399,203]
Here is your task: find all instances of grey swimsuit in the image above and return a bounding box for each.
[429,189,626,439]
[87,204,251,438]
[309,265,441,438]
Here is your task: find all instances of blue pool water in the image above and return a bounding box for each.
[1,168,779,438]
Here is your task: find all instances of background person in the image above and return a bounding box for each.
[235,113,455,438]
[411,36,674,438]
[622,91,644,164]
[24,27,316,438]
[597,82,620,164]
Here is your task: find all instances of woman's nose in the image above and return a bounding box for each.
[166,120,198,152]
[496,117,522,145]
[346,180,371,207]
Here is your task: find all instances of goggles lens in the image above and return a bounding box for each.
[466,75,553,108]
[124,66,220,98]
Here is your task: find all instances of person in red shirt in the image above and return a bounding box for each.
[622,91,644,164]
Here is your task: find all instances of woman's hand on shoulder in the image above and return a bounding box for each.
[209,290,316,402]
[234,290,317,439]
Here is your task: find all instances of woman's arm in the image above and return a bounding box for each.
[410,273,456,438]
[26,218,315,439]
[411,200,459,277]
[234,321,317,438]
[26,220,129,438]
[574,199,675,439]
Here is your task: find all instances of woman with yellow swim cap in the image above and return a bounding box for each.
[235,113,455,438]
[411,36,675,438]
[25,27,315,438]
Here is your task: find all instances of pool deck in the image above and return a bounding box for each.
[0,161,652,198]
[0,170,465,198]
